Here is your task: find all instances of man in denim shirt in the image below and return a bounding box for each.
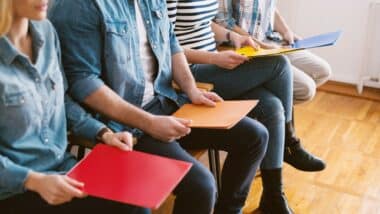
[50,0,269,213]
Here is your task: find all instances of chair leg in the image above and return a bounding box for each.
[208,148,222,193]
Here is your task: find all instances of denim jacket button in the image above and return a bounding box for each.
[146,20,150,24]
[155,11,162,19]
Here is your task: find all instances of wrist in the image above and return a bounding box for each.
[96,127,112,142]
[24,171,44,191]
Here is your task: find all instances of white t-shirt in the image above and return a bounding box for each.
[135,1,157,106]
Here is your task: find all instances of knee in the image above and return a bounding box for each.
[314,61,332,86]
[275,55,292,74]
[294,79,316,104]
[254,96,285,124]
[189,166,217,204]
[236,118,269,157]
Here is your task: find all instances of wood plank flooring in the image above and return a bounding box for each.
[243,91,380,214]
[154,91,380,214]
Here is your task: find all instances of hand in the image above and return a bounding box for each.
[188,88,223,107]
[24,172,87,205]
[146,115,192,142]
[211,51,248,69]
[102,131,134,151]
[255,39,281,49]
[282,30,301,45]
[230,32,260,49]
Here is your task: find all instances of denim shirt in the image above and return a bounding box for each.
[215,0,276,41]
[0,20,105,200]
[49,0,185,132]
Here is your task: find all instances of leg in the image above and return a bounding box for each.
[191,55,293,121]
[287,50,332,87]
[239,88,293,214]
[240,88,286,170]
[292,66,317,104]
[180,117,268,214]
[1,191,149,214]
[134,136,216,214]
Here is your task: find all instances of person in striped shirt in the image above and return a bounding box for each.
[167,0,300,213]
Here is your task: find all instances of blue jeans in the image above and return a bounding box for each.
[190,55,293,169]
[1,191,149,214]
[134,96,268,214]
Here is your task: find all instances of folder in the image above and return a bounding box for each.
[172,100,258,129]
[292,30,342,49]
[236,30,342,58]
[67,144,192,209]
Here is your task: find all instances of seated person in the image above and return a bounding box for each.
[216,0,331,171]
[167,0,294,213]
[49,0,269,213]
[0,0,148,213]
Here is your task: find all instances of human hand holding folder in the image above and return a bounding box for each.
[67,144,192,209]
[235,30,342,58]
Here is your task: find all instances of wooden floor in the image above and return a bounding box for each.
[244,91,380,214]
[154,91,380,214]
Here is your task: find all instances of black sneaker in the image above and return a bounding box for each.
[284,138,326,171]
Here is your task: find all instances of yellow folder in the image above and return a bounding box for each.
[172,100,258,129]
[235,46,296,58]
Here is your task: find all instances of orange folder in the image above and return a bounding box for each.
[67,144,192,209]
[172,100,258,129]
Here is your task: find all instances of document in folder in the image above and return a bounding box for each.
[172,100,258,129]
[67,144,192,209]
[236,30,342,58]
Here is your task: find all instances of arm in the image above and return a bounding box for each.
[50,1,192,142]
[214,0,238,31]
[273,9,301,44]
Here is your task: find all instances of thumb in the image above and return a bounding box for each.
[109,138,130,151]
[174,117,192,127]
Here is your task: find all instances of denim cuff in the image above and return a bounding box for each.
[70,76,105,102]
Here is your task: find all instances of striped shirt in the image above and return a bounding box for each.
[215,0,276,41]
[167,0,219,52]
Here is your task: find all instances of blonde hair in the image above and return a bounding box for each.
[0,0,12,36]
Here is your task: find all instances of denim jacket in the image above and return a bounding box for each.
[49,0,185,132]
[0,20,105,200]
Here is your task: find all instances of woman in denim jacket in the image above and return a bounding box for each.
[0,0,148,213]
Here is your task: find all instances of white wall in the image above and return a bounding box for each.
[277,0,378,85]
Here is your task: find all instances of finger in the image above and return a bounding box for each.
[199,94,216,107]
[111,138,132,151]
[172,118,192,135]
[174,117,192,127]
[116,133,134,150]
[204,92,223,102]
[62,179,87,198]
[246,38,259,50]
[230,52,248,61]
[64,176,84,188]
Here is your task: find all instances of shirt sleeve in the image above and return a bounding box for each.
[214,0,237,30]
[49,0,105,102]
[50,20,106,141]
[0,154,30,196]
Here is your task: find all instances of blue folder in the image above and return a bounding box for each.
[292,30,342,49]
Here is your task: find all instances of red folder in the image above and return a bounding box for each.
[67,144,192,209]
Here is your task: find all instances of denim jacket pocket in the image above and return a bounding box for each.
[104,21,131,64]
[0,87,32,132]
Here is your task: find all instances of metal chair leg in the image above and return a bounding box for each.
[208,148,222,193]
